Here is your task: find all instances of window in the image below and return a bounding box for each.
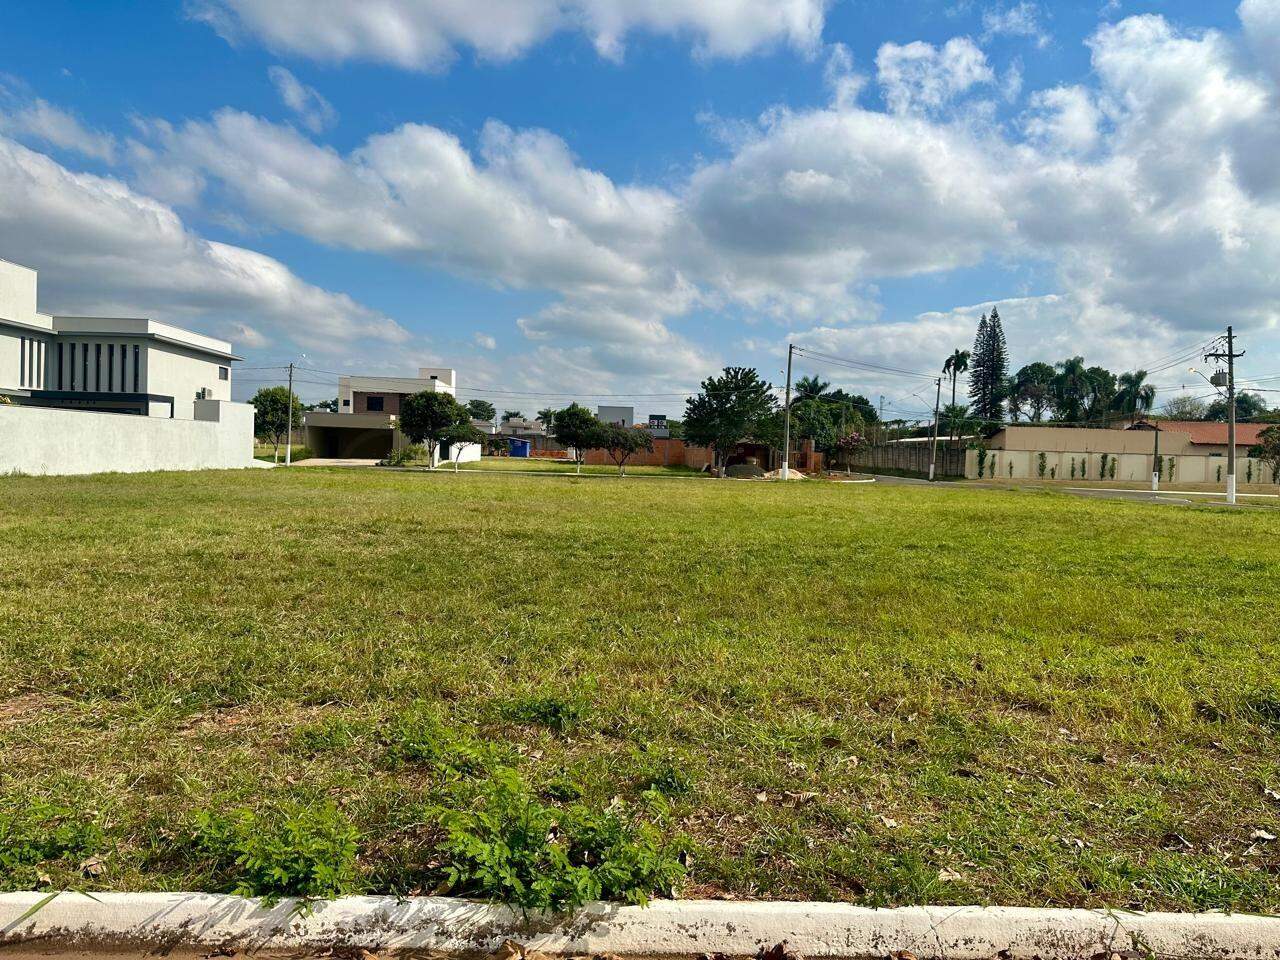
[19,338,25,387]
[57,343,64,390]
[366,395,385,412]
[108,345,115,391]
[82,344,89,393]
[119,344,127,392]
[218,366,229,381]
[95,343,102,391]
[342,398,350,407]
[133,345,140,392]
[70,343,76,391]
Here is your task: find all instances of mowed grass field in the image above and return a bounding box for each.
[2,469,1280,910]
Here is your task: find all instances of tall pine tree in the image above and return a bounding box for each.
[968,307,1008,423]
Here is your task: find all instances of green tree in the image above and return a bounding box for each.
[683,366,777,473]
[1011,362,1055,422]
[940,403,975,439]
[1250,425,1280,482]
[305,397,338,413]
[251,386,303,462]
[942,348,970,432]
[400,391,471,468]
[466,399,497,422]
[599,425,654,476]
[536,407,558,427]
[1051,357,1092,423]
[1206,392,1269,422]
[1161,394,1209,420]
[968,309,1008,422]
[1112,370,1156,423]
[501,409,523,423]
[550,403,606,474]
[1083,366,1117,423]
[789,398,840,453]
[440,421,487,472]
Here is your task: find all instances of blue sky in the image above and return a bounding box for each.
[2,0,1278,418]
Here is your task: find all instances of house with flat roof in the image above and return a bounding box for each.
[1,259,239,419]
[305,366,480,465]
[0,258,258,475]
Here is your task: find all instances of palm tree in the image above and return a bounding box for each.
[942,349,970,437]
[1112,370,1156,423]
[793,375,830,404]
[943,349,970,407]
[536,407,558,426]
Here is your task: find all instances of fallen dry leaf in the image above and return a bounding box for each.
[1251,828,1276,842]
[755,791,769,803]
[879,815,900,829]
[79,855,106,877]
[492,940,525,960]
[758,941,802,960]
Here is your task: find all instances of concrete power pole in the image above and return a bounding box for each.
[1204,328,1244,504]
[781,343,794,481]
[1151,421,1160,493]
[928,377,942,482]
[285,361,295,467]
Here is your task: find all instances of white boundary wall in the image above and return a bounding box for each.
[0,400,262,475]
[966,448,1278,485]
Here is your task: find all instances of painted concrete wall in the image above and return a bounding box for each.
[965,447,1278,484]
[144,343,231,419]
[0,400,261,476]
[0,326,52,392]
[991,425,1199,455]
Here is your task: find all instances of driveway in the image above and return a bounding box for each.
[293,458,381,468]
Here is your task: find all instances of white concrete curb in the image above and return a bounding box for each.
[3,893,1280,958]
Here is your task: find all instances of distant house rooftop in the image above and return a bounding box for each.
[1127,419,1269,447]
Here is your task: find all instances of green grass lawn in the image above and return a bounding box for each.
[452,456,703,476]
[2,469,1279,910]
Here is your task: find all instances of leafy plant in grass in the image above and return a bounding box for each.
[432,768,685,911]
[192,802,360,901]
[503,693,586,733]
[382,704,502,775]
[0,798,104,889]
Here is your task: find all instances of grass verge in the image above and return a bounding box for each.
[1,469,1279,910]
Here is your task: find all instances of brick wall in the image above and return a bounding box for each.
[583,437,712,468]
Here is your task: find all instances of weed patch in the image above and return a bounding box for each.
[0,798,105,890]
[432,768,685,910]
[191,802,360,900]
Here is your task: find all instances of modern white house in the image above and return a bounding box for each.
[305,366,481,465]
[0,259,258,475]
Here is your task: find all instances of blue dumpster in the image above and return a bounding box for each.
[508,437,531,458]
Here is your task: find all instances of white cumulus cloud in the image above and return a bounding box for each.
[190,0,828,70]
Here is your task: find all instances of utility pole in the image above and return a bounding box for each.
[928,376,942,482]
[1204,328,1244,504]
[1151,421,1160,493]
[878,395,885,445]
[285,361,295,467]
[781,343,794,481]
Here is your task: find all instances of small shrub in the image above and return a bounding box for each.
[975,446,987,478]
[1109,457,1117,479]
[0,798,105,888]
[1049,465,1057,479]
[1099,453,1109,479]
[1007,460,1014,478]
[1071,458,1077,480]
[433,769,685,911]
[503,693,586,734]
[1037,452,1047,479]
[1167,457,1176,481]
[191,802,361,901]
[1217,464,1223,482]
[1246,461,1254,484]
